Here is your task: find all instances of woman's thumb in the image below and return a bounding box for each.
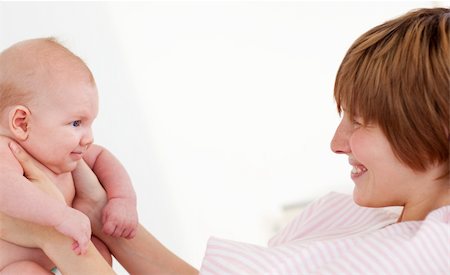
[9,141,40,178]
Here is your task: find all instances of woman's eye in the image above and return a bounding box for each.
[352,118,363,127]
[72,120,81,127]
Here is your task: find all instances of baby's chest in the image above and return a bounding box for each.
[51,173,76,206]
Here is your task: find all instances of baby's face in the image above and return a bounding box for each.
[22,67,99,174]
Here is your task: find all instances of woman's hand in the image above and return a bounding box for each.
[72,159,109,236]
[4,143,115,274]
[9,141,65,202]
[8,141,91,255]
[0,141,68,249]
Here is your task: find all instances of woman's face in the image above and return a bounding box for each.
[330,112,419,207]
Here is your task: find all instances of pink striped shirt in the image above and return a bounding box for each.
[200,192,450,274]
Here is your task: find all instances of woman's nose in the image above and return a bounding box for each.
[330,120,351,154]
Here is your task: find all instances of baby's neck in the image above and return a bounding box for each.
[37,162,73,182]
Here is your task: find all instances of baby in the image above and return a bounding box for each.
[0,38,138,273]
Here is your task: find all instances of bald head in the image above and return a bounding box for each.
[0,37,95,112]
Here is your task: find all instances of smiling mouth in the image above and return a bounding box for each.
[351,165,367,177]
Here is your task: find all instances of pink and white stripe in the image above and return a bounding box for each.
[200,192,450,274]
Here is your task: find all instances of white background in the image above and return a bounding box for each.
[0,1,444,273]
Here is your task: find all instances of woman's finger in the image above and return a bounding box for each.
[8,141,45,180]
[9,141,66,202]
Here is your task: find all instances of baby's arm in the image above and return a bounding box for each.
[0,141,91,255]
[75,144,138,239]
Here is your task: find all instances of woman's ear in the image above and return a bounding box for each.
[8,105,31,140]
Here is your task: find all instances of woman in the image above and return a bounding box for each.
[1,7,449,275]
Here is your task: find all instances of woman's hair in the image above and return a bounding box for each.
[334,7,449,177]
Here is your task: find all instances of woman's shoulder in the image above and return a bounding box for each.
[268,192,400,246]
[425,203,450,223]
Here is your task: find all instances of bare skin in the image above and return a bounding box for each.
[73,159,198,275]
[2,141,197,275]
[0,214,114,275]
[0,38,134,273]
[0,142,114,275]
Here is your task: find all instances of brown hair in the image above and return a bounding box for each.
[0,37,95,113]
[334,8,449,177]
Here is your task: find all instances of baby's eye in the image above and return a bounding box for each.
[72,120,81,127]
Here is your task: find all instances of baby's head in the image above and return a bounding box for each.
[334,8,449,178]
[0,38,99,174]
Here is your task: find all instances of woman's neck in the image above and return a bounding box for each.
[398,177,450,222]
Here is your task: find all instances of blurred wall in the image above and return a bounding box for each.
[0,1,442,273]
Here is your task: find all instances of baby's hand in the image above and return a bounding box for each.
[54,207,92,255]
[102,197,138,239]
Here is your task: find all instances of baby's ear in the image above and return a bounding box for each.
[9,105,31,140]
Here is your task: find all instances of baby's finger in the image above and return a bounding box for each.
[118,227,128,238]
[101,210,109,226]
[111,226,122,238]
[72,242,82,255]
[128,229,137,239]
[102,221,116,236]
[121,227,132,238]
[78,236,89,255]
[124,228,136,239]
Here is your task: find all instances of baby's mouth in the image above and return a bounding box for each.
[70,151,84,159]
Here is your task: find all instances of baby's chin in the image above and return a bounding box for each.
[47,161,79,175]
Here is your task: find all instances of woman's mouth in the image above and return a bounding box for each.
[351,165,367,178]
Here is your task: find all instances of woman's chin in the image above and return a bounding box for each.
[352,188,370,207]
